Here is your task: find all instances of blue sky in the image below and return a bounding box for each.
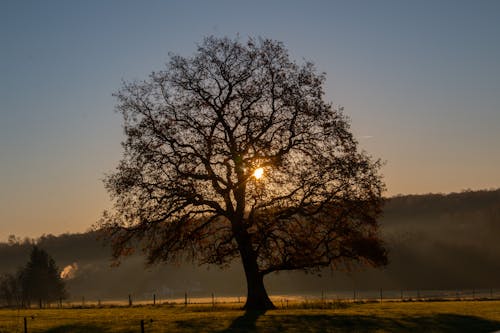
[1,0,499,238]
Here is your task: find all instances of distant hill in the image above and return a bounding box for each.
[1,189,499,301]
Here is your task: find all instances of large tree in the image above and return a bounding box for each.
[99,36,387,310]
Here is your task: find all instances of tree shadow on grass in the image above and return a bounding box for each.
[174,309,267,333]
[214,312,500,333]
[42,324,109,333]
[219,310,266,332]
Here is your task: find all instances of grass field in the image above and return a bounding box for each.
[0,300,499,332]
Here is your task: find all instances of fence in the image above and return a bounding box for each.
[2,290,500,333]
[5,288,500,309]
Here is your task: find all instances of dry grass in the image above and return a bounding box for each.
[0,300,499,332]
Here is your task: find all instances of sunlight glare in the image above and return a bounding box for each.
[253,167,264,180]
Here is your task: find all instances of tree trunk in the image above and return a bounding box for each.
[231,182,275,310]
[237,235,275,310]
[242,265,275,310]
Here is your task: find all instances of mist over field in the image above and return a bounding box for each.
[1,189,499,301]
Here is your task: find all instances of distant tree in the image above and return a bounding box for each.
[20,246,67,307]
[99,36,387,310]
[0,273,21,307]
[7,234,21,246]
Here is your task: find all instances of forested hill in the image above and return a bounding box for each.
[1,189,499,299]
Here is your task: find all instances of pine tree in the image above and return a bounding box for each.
[20,246,67,307]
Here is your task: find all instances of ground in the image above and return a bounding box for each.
[0,300,499,332]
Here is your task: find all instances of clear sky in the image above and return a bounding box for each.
[1,0,499,239]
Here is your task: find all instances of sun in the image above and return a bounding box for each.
[253,167,264,180]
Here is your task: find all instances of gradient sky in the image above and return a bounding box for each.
[1,0,499,239]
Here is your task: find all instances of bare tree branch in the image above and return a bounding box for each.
[97,36,386,310]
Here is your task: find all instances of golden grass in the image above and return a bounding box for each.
[0,300,499,332]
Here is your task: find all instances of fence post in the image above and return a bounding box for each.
[24,317,27,333]
[153,294,156,305]
[184,292,188,307]
[128,294,133,307]
[140,319,145,333]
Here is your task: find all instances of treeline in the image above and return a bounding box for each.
[0,232,106,274]
[1,189,499,300]
[0,246,66,307]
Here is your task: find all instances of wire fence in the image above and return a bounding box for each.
[66,288,500,306]
[1,289,500,333]
[4,288,500,309]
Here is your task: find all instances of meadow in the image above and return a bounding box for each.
[0,300,499,333]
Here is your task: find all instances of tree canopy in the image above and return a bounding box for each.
[99,36,387,310]
[20,246,67,306]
